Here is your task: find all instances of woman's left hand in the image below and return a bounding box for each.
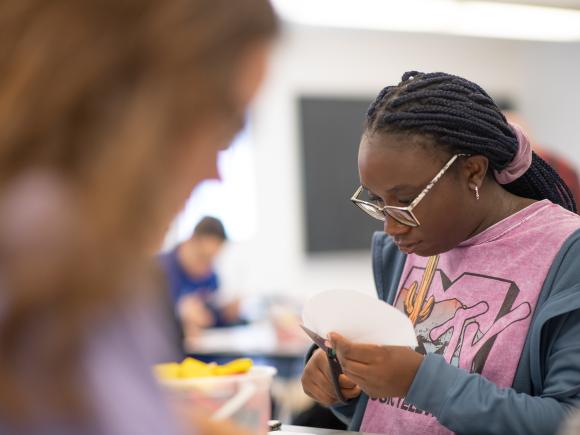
[328,332,424,399]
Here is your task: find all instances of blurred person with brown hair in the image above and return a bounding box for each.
[0,0,277,434]
[160,216,243,337]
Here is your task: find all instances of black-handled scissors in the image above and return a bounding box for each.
[300,325,347,404]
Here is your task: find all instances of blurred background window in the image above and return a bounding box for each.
[163,124,258,249]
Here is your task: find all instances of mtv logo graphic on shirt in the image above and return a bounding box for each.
[395,255,532,375]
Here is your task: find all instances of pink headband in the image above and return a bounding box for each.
[493,122,533,185]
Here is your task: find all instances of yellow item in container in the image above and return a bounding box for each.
[213,358,253,376]
[153,357,254,380]
[154,362,181,380]
[180,357,216,378]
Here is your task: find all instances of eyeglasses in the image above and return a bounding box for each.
[350,154,468,227]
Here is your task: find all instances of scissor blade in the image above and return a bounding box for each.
[300,324,328,350]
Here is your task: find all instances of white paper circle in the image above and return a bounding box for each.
[302,289,418,348]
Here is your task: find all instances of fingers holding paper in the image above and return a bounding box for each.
[329,332,424,399]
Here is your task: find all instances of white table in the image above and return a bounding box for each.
[272,425,379,434]
[184,322,310,358]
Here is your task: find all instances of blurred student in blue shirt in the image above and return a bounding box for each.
[160,216,242,336]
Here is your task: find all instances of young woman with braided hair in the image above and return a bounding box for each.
[302,72,580,434]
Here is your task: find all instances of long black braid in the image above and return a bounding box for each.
[366,71,576,213]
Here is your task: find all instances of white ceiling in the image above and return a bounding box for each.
[272,0,580,41]
[460,0,580,9]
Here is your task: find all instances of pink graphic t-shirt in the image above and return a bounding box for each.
[360,200,580,434]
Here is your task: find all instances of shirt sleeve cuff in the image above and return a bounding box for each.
[405,353,461,418]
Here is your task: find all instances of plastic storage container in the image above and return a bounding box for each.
[158,365,277,434]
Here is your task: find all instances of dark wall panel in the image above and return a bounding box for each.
[299,96,383,253]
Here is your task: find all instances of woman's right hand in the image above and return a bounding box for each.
[301,348,361,406]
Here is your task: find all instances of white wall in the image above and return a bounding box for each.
[518,43,580,167]
[216,24,580,302]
